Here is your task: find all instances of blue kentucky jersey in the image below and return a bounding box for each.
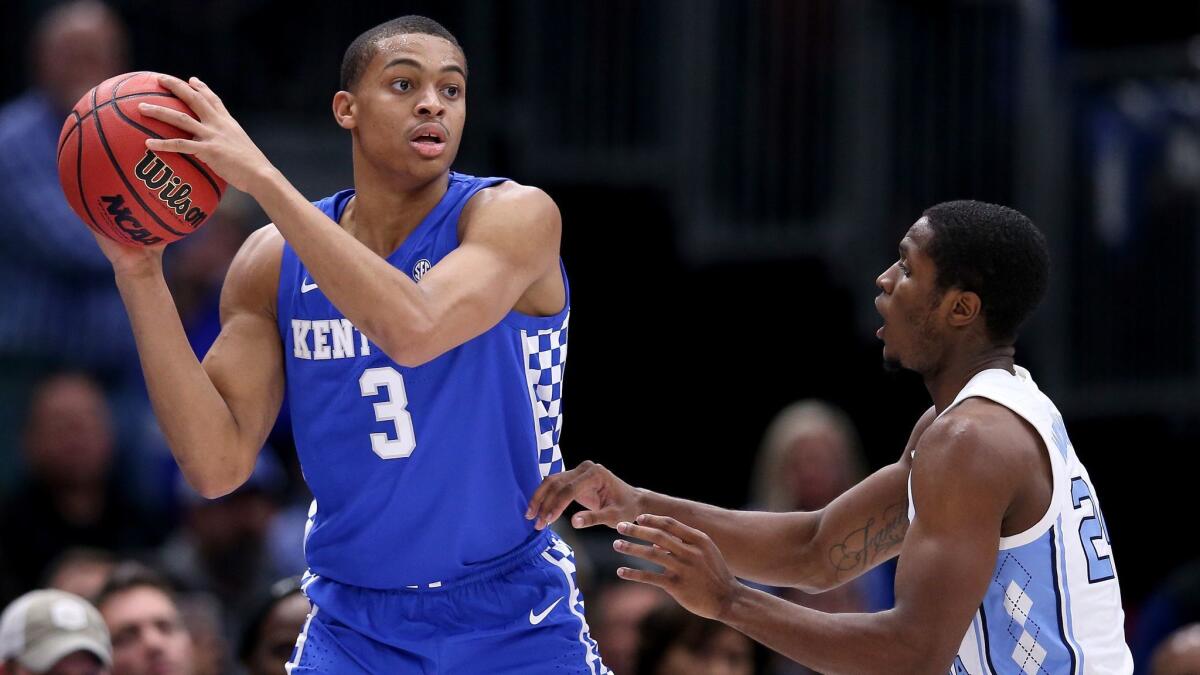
[276,172,570,589]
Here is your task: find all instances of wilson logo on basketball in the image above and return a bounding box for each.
[99,194,164,245]
[133,150,210,227]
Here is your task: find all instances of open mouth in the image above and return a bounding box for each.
[408,124,448,158]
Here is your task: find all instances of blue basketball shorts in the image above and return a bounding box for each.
[285,531,609,674]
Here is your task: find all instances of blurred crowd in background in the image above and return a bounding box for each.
[2,1,1200,674]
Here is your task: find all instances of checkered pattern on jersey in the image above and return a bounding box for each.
[523,313,569,479]
[541,536,609,675]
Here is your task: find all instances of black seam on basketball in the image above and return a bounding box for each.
[110,71,147,101]
[57,110,82,163]
[91,88,188,238]
[56,93,180,154]
[77,95,104,238]
[110,100,222,197]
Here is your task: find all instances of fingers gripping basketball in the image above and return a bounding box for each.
[57,71,226,247]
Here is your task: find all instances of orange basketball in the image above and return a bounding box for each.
[57,71,225,246]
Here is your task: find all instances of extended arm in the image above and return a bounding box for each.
[102,225,285,497]
[528,407,937,591]
[249,176,560,366]
[616,412,1017,675]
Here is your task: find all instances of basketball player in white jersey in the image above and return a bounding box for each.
[528,200,1133,674]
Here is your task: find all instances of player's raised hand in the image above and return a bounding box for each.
[526,460,642,531]
[89,227,166,278]
[613,514,741,621]
[138,74,276,194]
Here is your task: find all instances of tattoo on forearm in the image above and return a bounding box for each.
[827,502,908,579]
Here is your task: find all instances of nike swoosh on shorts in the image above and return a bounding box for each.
[529,596,563,625]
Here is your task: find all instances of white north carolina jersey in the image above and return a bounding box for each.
[907,367,1132,675]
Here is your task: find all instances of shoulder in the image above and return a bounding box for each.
[234,224,286,273]
[460,180,561,242]
[220,224,285,319]
[911,399,1042,498]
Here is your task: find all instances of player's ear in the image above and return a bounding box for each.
[947,289,982,329]
[333,90,357,130]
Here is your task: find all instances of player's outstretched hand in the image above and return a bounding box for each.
[613,514,741,621]
[137,74,275,194]
[526,460,641,531]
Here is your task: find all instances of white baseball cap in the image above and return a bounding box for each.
[0,590,112,672]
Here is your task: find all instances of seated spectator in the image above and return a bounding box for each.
[1152,623,1200,675]
[159,453,292,644]
[0,0,134,496]
[0,589,112,675]
[171,595,224,675]
[93,564,193,675]
[748,400,892,674]
[238,578,309,675]
[0,375,162,607]
[635,602,763,675]
[750,400,866,514]
[1132,557,1200,672]
[586,582,667,675]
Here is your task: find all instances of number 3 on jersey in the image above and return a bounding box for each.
[358,367,417,459]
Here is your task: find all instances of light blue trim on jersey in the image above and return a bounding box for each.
[981,530,1073,674]
[1049,416,1071,462]
[1055,518,1085,673]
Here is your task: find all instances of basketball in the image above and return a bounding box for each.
[56,71,225,246]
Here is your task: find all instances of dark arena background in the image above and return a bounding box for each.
[1,2,1198,674]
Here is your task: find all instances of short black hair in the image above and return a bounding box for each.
[340,15,465,91]
[922,200,1050,343]
[93,561,178,610]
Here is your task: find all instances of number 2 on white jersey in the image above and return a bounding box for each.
[358,367,417,459]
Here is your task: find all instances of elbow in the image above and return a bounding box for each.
[192,481,237,500]
[789,539,838,594]
[902,650,954,675]
[178,453,255,500]
[376,318,440,368]
[883,616,951,675]
[185,474,240,500]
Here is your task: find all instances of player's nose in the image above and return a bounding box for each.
[875,264,894,293]
[415,87,445,118]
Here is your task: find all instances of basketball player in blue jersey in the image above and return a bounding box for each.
[530,201,1133,674]
[88,15,608,675]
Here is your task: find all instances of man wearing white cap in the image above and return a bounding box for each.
[0,590,111,675]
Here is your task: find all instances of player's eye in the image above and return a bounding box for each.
[898,260,910,276]
[392,79,412,92]
[442,84,461,99]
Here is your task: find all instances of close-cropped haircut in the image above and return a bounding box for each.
[340,15,465,91]
[93,561,178,610]
[922,200,1050,343]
